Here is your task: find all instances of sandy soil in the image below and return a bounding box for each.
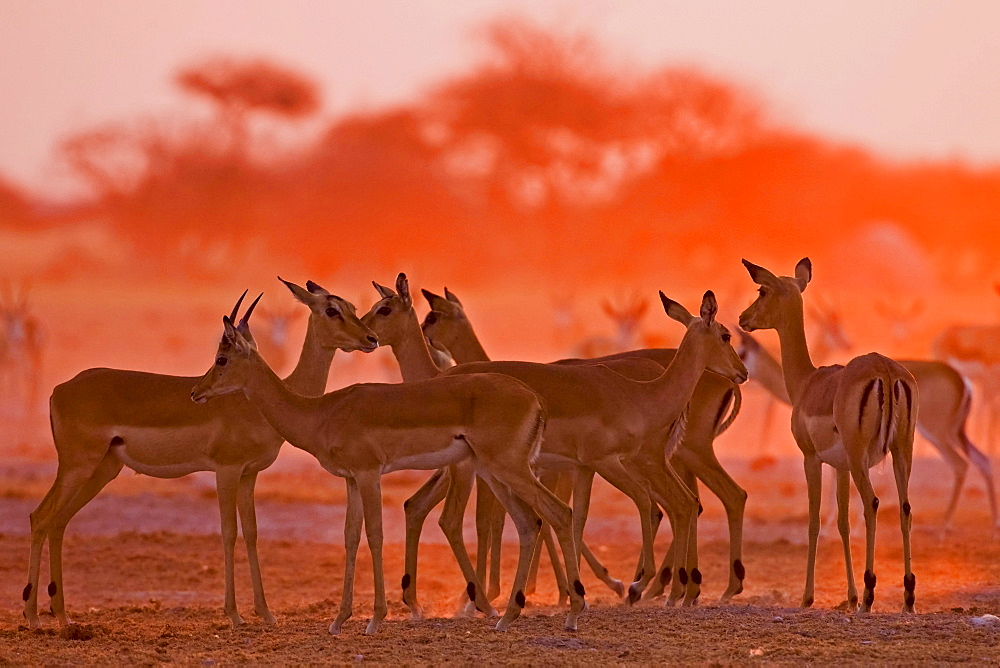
[2,452,1000,664]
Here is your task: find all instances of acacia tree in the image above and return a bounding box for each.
[175,57,321,157]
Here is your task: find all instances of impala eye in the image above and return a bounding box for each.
[216,356,228,366]
[326,306,341,318]
[377,306,392,316]
[425,312,438,324]
[722,333,731,343]
[758,288,766,296]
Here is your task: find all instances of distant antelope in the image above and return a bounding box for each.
[0,281,44,415]
[740,258,918,613]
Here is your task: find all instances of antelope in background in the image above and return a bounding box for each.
[0,281,44,417]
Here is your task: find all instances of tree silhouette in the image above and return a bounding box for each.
[176,57,320,156]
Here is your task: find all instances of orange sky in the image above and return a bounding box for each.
[3,0,1000,198]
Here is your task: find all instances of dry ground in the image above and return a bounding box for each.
[1,452,1000,664]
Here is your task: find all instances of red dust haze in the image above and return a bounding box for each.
[1,17,1000,451]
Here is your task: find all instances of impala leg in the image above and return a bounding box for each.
[438,463,498,618]
[357,472,387,635]
[647,466,697,606]
[835,469,859,611]
[402,469,448,619]
[590,457,656,603]
[486,484,505,601]
[961,436,998,528]
[215,467,245,627]
[802,454,823,609]
[850,465,879,614]
[236,470,275,624]
[525,471,567,598]
[681,448,748,603]
[570,467,595,575]
[46,453,124,626]
[484,477,543,633]
[25,461,102,629]
[489,465,587,631]
[892,441,916,613]
[935,438,967,535]
[330,477,363,635]
[666,463,699,605]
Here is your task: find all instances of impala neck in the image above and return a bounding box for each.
[391,310,442,382]
[641,332,709,424]
[446,320,490,363]
[775,301,816,404]
[242,353,326,458]
[282,316,336,397]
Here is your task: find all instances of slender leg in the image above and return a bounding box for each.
[892,433,916,613]
[357,472,387,635]
[216,467,244,627]
[934,437,968,535]
[835,469,859,611]
[236,470,276,624]
[680,448,748,602]
[588,457,656,602]
[850,464,879,614]
[401,469,448,618]
[960,434,998,528]
[483,476,543,633]
[25,464,99,629]
[330,477,363,635]
[801,454,823,608]
[437,462,498,618]
[46,454,124,626]
[488,466,587,631]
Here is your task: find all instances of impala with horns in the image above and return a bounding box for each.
[192,296,587,635]
[740,258,918,613]
[24,280,376,630]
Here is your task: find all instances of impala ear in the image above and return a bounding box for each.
[660,291,695,326]
[794,258,812,292]
[741,259,779,286]
[279,277,316,305]
[422,288,445,308]
[700,291,718,325]
[222,315,249,353]
[444,287,462,306]
[306,280,330,295]
[373,281,395,299]
[396,273,412,308]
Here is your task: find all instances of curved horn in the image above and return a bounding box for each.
[239,293,263,328]
[229,289,249,322]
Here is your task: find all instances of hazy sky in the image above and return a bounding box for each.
[3,0,1000,196]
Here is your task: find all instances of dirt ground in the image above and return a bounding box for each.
[2,448,1000,664]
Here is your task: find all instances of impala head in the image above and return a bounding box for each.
[192,294,264,404]
[278,277,378,353]
[360,273,417,347]
[739,258,812,333]
[661,290,747,384]
[420,287,467,354]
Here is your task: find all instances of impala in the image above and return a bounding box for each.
[24,280,377,630]
[738,329,997,532]
[192,299,587,634]
[408,287,747,614]
[740,258,918,613]
[422,286,747,606]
